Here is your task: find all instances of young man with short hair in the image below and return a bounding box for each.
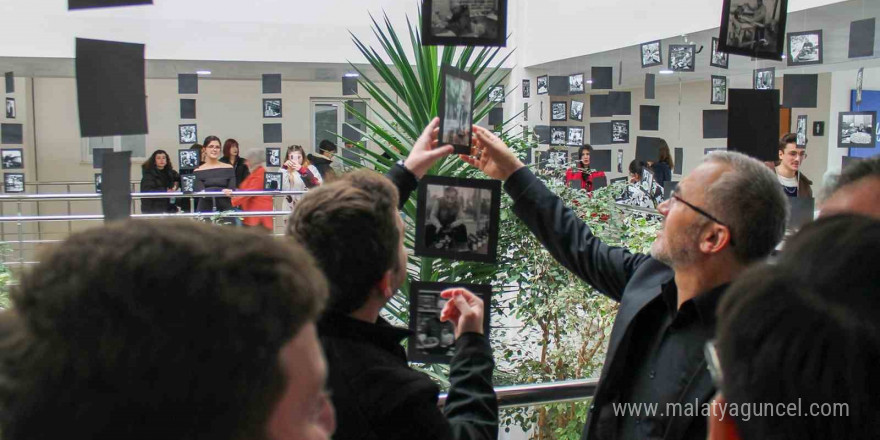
[766,133,812,198]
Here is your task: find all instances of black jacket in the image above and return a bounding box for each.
[651,162,672,188]
[140,167,180,214]
[505,167,718,440]
[219,156,250,188]
[307,154,337,182]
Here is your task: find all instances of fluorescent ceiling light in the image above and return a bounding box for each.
[658,69,674,75]
[196,70,211,75]
[586,79,594,84]
[343,72,359,77]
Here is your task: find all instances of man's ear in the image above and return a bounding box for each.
[375,269,395,301]
[701,224,733,255]
[708,394,742,440]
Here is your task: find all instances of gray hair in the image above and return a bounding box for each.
[824,156,880,200]
[703,151,789,263]
[242,148,265,170]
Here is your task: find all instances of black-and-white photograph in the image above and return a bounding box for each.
[415,175,501,264]
[567,127,584,146]
[569,73,584,94]
[537,75,549,95]
[266,147,281,167]
[787,30,822,66]
[5,98,14,119]
[550,127,567,146]
[1,148,23,169]
[711,75,728,105]
[488,85,504,103]
[4,173,24,193]
[180,174,196,193]
[439,65,475,155]
[407,281,491,364]
[753,67,775,90]
[522,79,530,98]
[94,173,102,194]
[710,37,729,68]
[796,115,808,147]
[179,124,197,144]
[178,149,199,170]
[612,120,630,143]
[838,111,876,148]
[640,40,662,68]
[617,149,624,173]
[551,101,567,121]
[719,0,788,61]
[264,171,283,190]
[421,0,507,47]
[856,68,864,105]
[263,98,282,118]
[668,44,696,72]
[538,147,569,169]
[570,100,584,121]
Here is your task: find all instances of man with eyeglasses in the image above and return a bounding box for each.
[765,133,812,198]
[462,126,788,440]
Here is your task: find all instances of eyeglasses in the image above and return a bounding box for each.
[207,145,221,150]
[704,341,723,389]
[670,189,735,247]
[785,151,807,159]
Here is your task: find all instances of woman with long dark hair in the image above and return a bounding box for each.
[193,135,235,221]
[651,140,674,187]
[564,144,606,192]
[140,149,180,214]
[219,138,250,187]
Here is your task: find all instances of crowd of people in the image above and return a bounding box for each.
[1,118,878,440]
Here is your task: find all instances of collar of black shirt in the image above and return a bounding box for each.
[660,282,729,328]
[317,310,412,351]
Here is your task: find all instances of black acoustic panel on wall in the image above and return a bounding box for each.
[727,89,780,162]
[534,125,550,145]
[178,74,198,94]
[674,148,683,174]
[69,0,151,9]
[489,107,503,126]
[640,105,660,131]
[263,123,282,143]
[609,91,632,115]
[75,38,148,137]
[180,99,196,119]
[703,110,728,139]
[591,67,613,90]
[342,76,358,95]
[548,76,569,96]
[1,123,23,144]
[635,136,664,163]
[342,123,363,142]
[590,122,613,145]
[4,72,13,94]
[645,73,655,99]
[100,151,132,222]
[849,18,876,58]
[262,74,282,94]
[590,94,612,118]
[591,149,612,172]
[782,74,818,108]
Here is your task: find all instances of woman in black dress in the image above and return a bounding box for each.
[194,136,235,218]
[140,149,180,214]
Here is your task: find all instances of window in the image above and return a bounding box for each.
[81,134,147,163]
[310,99,368,151]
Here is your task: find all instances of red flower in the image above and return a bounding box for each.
[600,214,610,222]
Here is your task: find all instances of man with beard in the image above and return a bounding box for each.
[427,186,469,250]
[461,126,788,440]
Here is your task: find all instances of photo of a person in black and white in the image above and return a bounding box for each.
[180,174,196,193]
[712,76,727,104]
[788,31,821,64]
[754,68,775,90]
[2,149,23,169]
[179,149,199,170]
[414,292,457,357]
[263,172,282,190]
[537,75,548,95]
[4,173,24,193]
[711,38,729,68]
[570,100,584,121]
[179,124,197,144]
[441,72,473,147]
[839,114,875,146]
[428,0,501,42]
[5,98,14,119]
[263,99,282,118]
[550,127,566,146]
[551,102,566,121]
[569,74,584,94]
[726,0,781,52]
[425,184,491,254]
[641,41,661,67]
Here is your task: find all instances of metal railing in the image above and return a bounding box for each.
[438,378,598,410]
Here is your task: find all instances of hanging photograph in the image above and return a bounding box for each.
[569,73,584,94]
[838,111,876,148]
[180,174,196,193]
[710,37,729,68]
[421,0,508,47]
[787,30,823,66]
[612,120,630,143]
[488,85,504,103]
[753,67,775,90]
[438,65,476,155]
[265,147,282,167]
[5,98,14,119]
[538,147,569,169]
[719,0,788,61]
[94,173,102,194]
[263,98,282,118]
[407,281,491,364]
[522,79,530,98]
[567,127,584,146]
[640,40,662,68]
[796,115,808,147]
[570,100,584,121]
[856,68,864,105]
[178,149,199,170]
[711,75,728,105]
[414,175,501,264]
[3,173,24,193]
[668,44,696,72]
[179,124,197,144]
[551,101,567,121]
[617,149,624,172]
[550,127,567,146]
[537,75,549,95]
[263,171,283,191]
[1,148,23,169]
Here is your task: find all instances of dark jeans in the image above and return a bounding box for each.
[426,224,468,249]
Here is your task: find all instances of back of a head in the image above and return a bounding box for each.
[628,160,644,176]
[243,148,265,169]
[0,220,327,440]
[288,169,400,314]
[822,156,880,218]
[319,140,338,154]
[717,215,880,440]
[833,156,880,191]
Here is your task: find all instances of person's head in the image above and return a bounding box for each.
[443,186,459,204]
[223,139,240,160]
[287,145,310,167]
[709,214,880,440]
[578,144,594,167]
[242,148,265,172]
[318,140,337,158]
[820,156,880,219]
[777,133,806,174]
[143,149,173,171]
[628,160,645,183]
[652,151,787,269]
[288,169,404,315]
[203,136,222,161]
[190,143,205,162]
[658,140,674,168]
[0,220,334,440]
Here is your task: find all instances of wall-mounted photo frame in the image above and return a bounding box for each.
[180,174,196,193]
[3,173,24,193]
[5,98,15,119]
[567,127,584,146]
[438,65,476,155]
[522,79,530,98]
[263,171,283,190]
[796,115,808,147]
[415,175,501,264]
[612,120,630,144]
[668,44,696,72]
[263,98,282,118]
[838,111,876,148]
[550,127,567,146]
[1,148,23,169]
[265,147,281,167]
[537,75,548,95]
[538,147,569,170]
[718,0,789,61]
[550,101,567,121]
[570,100,584,121]
[179,124,197,144]
[407,281,492,364]
[753,67,775,90]
[787,30,823,66]
[178,149,199,171]
[569,73,585,94]
[813,121,824,136]
[488,85,504,103]
[94,173,102,194]
[421,0,508,47]
[640,40,662,68]
[710,37,729,69]
[711,75,728,105]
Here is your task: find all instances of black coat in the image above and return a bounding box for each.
[307,154,336,182]
[651,161,672,188]
[505,167,719,440]
[140,167,179,214]
[220,156,250,188]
